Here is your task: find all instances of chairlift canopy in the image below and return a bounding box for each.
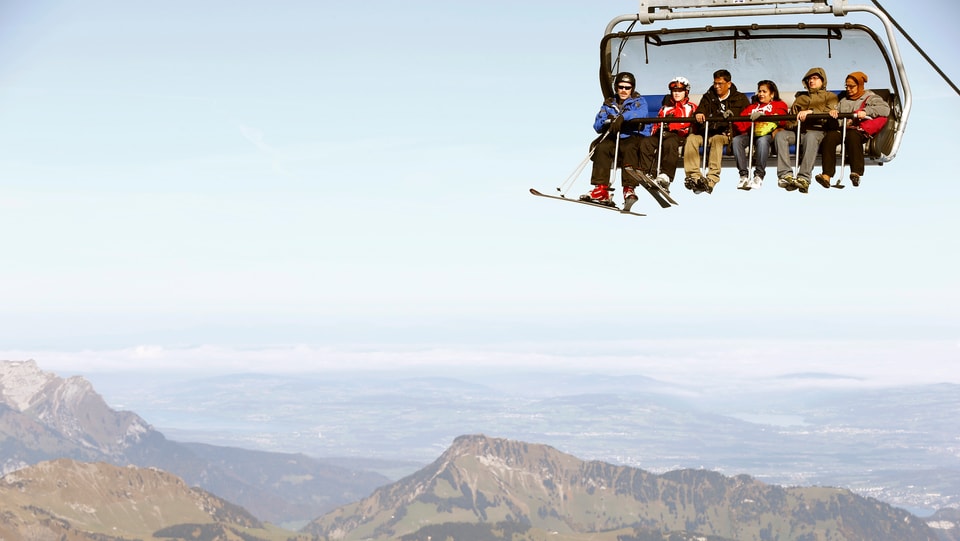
[601,25,896,100]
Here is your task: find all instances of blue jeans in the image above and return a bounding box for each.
[732,133,773,178]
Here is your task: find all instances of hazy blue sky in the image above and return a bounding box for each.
[1,1,957,384]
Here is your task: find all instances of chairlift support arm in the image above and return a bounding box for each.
[619,0,840,28]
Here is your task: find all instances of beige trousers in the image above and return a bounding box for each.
[683,133,731,187]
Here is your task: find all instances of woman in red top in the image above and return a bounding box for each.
[732,80,789,190]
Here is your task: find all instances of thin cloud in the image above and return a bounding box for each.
[3,338,957,390]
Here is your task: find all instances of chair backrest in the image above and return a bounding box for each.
[866,88,896,158]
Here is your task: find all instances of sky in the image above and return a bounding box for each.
[0,1,958,385]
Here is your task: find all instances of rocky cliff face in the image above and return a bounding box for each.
[0,360,390,526]
[0,360,151,474]
[306,434,939,541]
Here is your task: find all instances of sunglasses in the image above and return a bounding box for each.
[617,85,633,90]
[845,84,858,88]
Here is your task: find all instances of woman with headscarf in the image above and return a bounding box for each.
[817,71,891,187]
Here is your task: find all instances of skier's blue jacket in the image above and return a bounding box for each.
[593,94,652,138]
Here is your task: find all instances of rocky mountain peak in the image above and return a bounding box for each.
[439,433,590,485]
[0,359,58,411]
[0,360,153,470]
[446,433,536,459]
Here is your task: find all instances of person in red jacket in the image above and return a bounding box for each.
[731,80,789,190]
[635,76,698,193]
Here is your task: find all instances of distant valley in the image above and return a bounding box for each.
[85,367,960,515]
[3,437,956,541]
[3,359,959,538]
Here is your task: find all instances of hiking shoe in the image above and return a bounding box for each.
[779,174,797,191]
[655,174,671,193]
[751,174,763,189]
[685,176,702,193]
[580,184,612,204]
[703,178,718,194]
[737,175,750,190]
[850,173,861,187]
[796,177,810,193]
[623,185,638,202]
[695,178,711,194]
[815,174,831,189]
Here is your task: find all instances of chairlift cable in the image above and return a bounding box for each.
[871,0,960,97]
[611,20,638,77]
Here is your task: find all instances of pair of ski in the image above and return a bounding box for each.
[530,168,677,217]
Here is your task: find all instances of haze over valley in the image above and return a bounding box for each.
[69,356,960,517]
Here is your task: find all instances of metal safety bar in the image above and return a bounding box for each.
[633,113,868,178]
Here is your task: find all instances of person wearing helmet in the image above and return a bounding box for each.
[773,67,839,193]
[635,76,697,193]
[581,72,652,208]
[682,69,751,194]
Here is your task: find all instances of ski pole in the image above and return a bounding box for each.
[557,127,615,195]
[558,154,593,195]
[747,122,755,181]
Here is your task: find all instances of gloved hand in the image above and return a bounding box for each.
[609,115,624,132]
[749,109,763,121]
[722,109,735,119]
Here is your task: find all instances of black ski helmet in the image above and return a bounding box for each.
[614,72,636,90]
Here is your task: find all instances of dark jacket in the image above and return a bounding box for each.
[694,82,751,137]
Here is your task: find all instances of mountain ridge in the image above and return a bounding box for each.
[0,359,389,526]
[0,458,306,541]
[306,434,940,541]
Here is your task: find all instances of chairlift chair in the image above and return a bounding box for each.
[601,0,910,167]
